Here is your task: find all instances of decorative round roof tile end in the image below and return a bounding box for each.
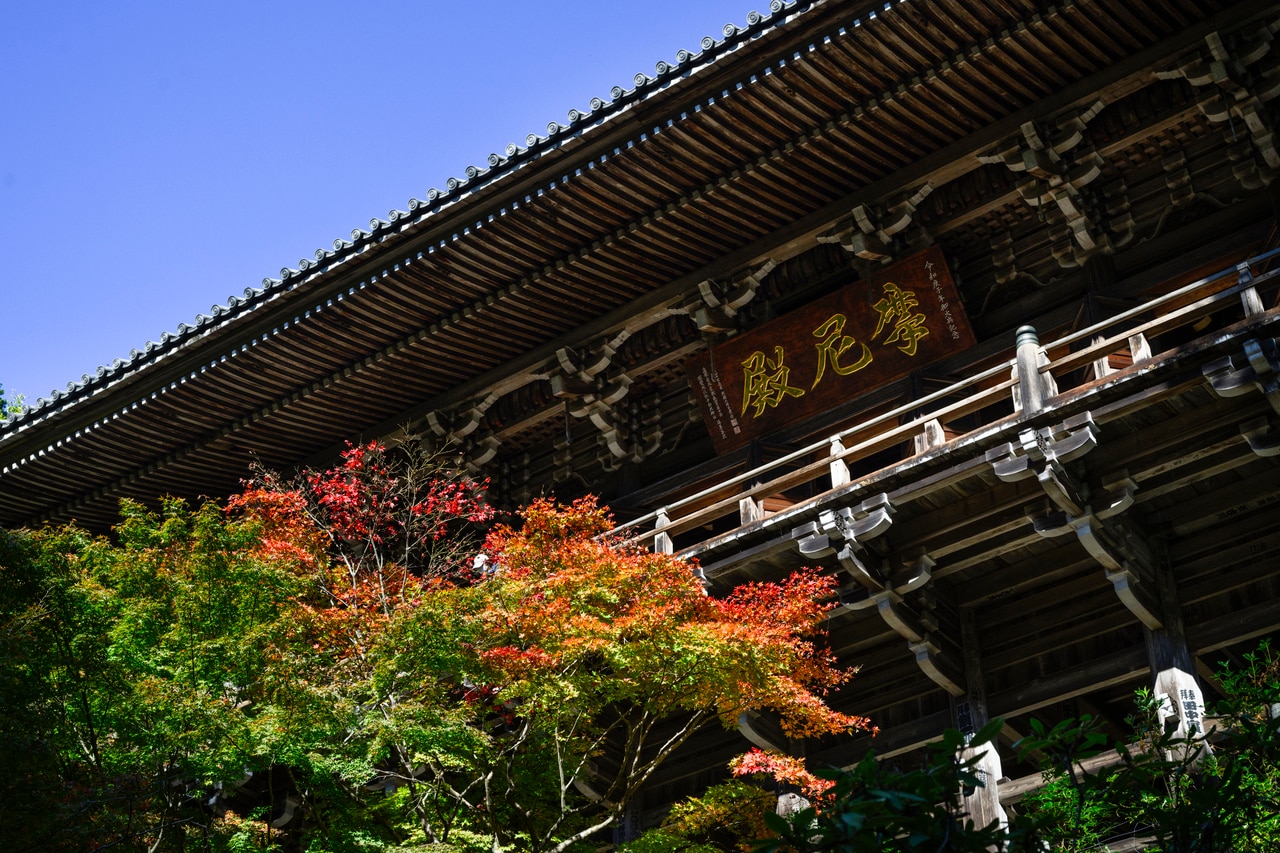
[701,35,716,51]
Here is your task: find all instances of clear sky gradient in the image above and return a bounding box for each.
[2,1,761,406]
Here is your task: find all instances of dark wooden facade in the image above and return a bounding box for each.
[4,0,1280,830]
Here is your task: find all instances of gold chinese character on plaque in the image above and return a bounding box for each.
[873,282,929,356]
[741,346,804,417]
[811,313,873,389]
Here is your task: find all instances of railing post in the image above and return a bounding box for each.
[912,418,946,454]
[653,508,673,554]
[738,495,764,524]
[1013,325,1052,414]
[829,437,851,488]
[1238,261,1265,316]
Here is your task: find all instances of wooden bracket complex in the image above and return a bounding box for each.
[422,392,502,473]
[979,101,1133,266]
[548,331,671,463]
[818,182,934,264]
[794,493,895,587]
[987,413,1163,629]
[794,495,962,694]
[1159,29,1280,186]
[1203,335,1280,457]
[675,259,777,333]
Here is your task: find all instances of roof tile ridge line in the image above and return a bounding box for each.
[0,274,300,435]
[9,116,790,480]
[0,1,811,437]
[383,1,815,228]
[406,3,811,201]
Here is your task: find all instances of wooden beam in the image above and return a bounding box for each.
[987,644,1149,719]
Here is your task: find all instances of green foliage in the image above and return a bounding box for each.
[1013,647,1280,853]
[0,500,327,850]
[758,644,1280,853]
[620,780,775,852]
[757,719,1027,853]
[0,382,22,421]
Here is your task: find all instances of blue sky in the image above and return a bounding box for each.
[2,1,759,406]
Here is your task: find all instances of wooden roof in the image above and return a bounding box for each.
[0,0,1274,534]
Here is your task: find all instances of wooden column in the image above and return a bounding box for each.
[957,607,1008,832]
[1146,541,1210,754]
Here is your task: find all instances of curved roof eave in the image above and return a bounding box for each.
[0,0,816,437]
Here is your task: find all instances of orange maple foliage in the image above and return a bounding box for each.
[731,747,837,800]
[475,495,868,739]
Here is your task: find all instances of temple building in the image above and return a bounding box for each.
[4,0,1279,831]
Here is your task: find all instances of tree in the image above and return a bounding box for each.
[377,496,866,852]
[0,439,860,851]
[0,382,23,421]
[0,499,317,852]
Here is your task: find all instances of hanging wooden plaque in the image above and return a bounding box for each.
[688,246,974,454]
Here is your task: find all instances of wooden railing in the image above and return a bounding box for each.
[611,248,1280,552]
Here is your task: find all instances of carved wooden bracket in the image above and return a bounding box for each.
[979,102,1131,266]
[549,330,668,462]
[793,493,895,586]
[1159,28,1280,184]
[794,494,961,694]
[422,393,502,474]
[1204,334,1280,456]
[987,414,1163,629]
[674,259,777,333]
[818,183,934,264]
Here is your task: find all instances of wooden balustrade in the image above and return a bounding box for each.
[612,248,1280,551]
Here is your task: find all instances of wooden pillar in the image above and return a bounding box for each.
[612,790,644,844]
[957,607,1008,832]
[1146,541,1210,755]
